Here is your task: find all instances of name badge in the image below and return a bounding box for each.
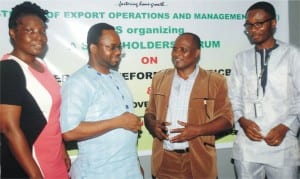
[254,101,263,118]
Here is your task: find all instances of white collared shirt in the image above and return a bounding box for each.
[163,66,199,150]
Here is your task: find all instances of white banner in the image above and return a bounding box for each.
[0,0,289,152]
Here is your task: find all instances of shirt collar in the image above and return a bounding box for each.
[175,65,199,81]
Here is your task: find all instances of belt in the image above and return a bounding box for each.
[171,148,189,154]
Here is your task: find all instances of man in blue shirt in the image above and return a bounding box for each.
[60,23,143,179]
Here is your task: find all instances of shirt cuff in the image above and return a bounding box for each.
[282,116,300,135]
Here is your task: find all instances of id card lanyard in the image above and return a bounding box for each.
[254,49,268,117]
[255,48,269,98]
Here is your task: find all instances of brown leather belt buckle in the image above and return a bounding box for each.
[173,148,189,153]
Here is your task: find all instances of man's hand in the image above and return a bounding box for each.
[169,121,200,143]
[264,124,288,146]
[239,117,264,141]
[120,112,143,132]
[144,114,170,140]
[149,120,170,140]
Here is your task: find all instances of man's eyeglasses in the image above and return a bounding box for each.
[98,43,122,51]
[243,17,273,30]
